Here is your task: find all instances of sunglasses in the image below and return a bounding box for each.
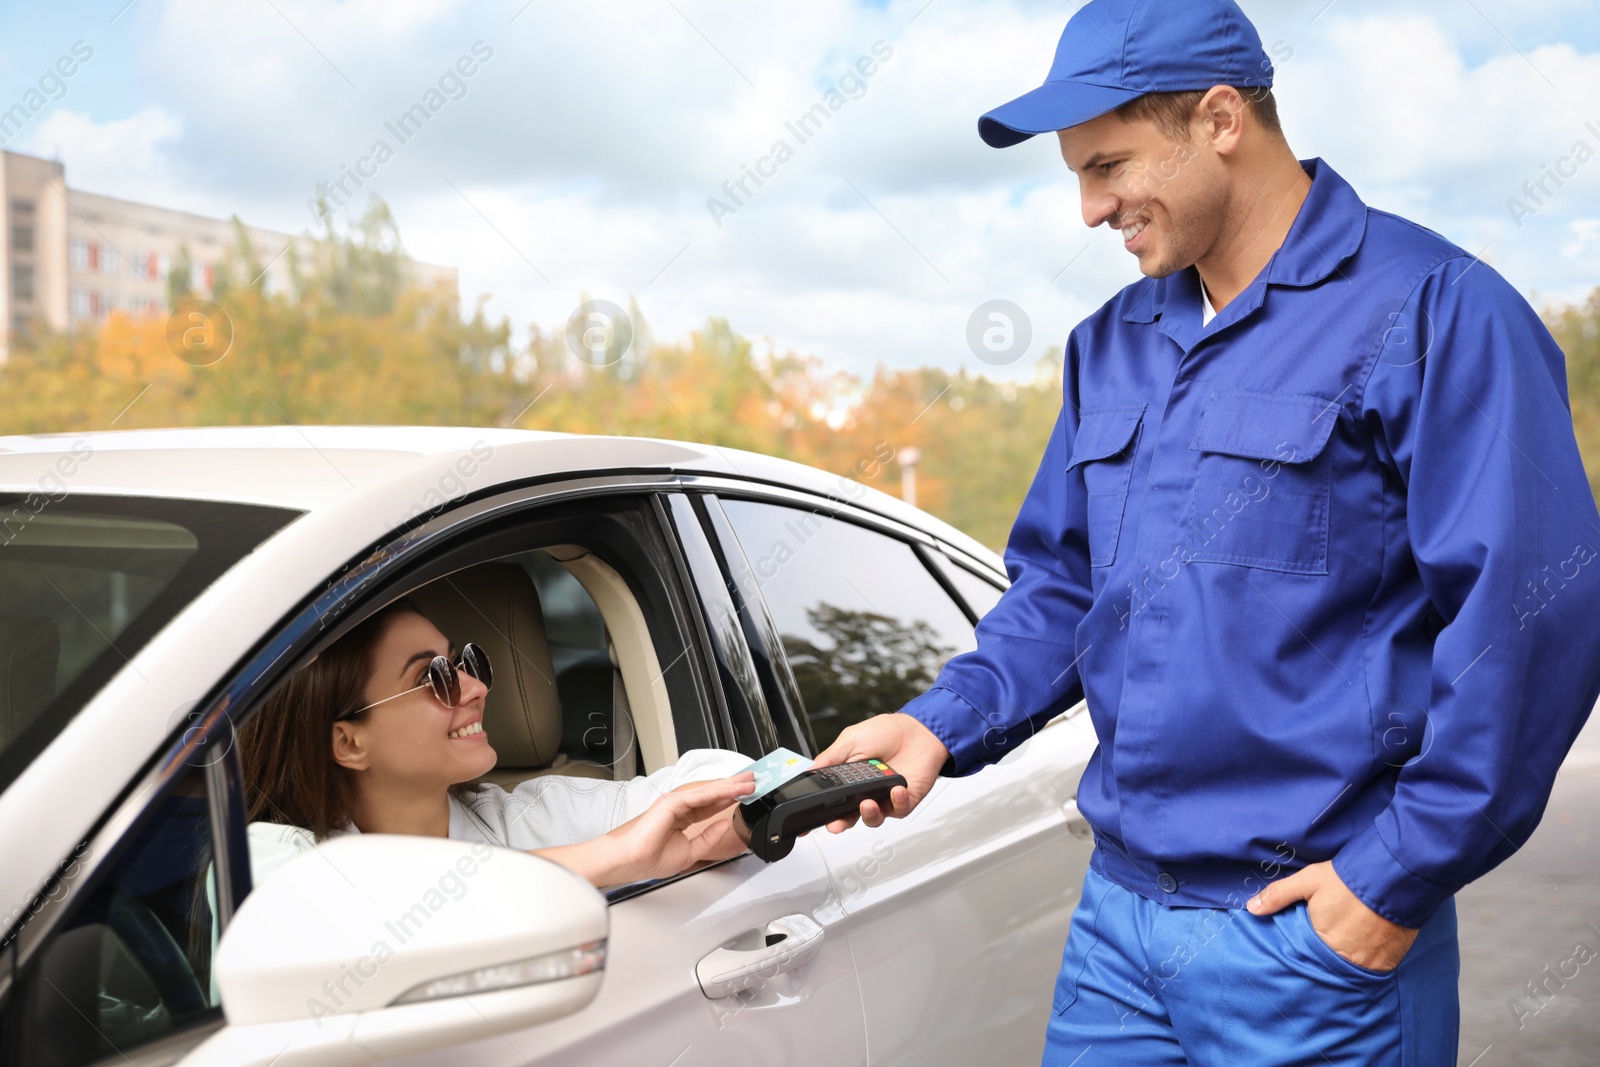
[336,642,494,722]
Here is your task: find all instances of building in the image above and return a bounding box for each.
[0,148,457,352]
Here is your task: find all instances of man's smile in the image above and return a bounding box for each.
[1120,215,1150,252]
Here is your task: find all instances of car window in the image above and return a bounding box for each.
[1,764,220,1065]
[719,499,978,752]
[924,550,1005,620]
[0,496,299,794]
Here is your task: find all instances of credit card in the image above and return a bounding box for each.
[739,747,814,804]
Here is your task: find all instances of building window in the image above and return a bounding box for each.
[12,265,34,302]
[70,289,90,320]
[11,225,33,253]
[10,198,34,217]
[70,240,119,274]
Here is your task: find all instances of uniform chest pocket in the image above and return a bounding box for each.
[1183,390,1339,575]
[1067,404,1146,568]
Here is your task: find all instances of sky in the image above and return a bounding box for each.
[1,0,1597,379]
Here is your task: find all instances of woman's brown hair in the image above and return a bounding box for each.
[238,598,419,839]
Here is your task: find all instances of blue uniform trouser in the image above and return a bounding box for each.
[1042,866,1460,1065]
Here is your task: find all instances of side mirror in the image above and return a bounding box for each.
[189,835,607,1066]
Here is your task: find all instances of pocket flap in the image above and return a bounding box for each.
[1190,390,1338,463]
[1067,404,1146,470]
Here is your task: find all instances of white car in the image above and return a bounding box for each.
[0,426,1098,1066]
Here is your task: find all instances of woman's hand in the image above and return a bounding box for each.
[535,772,755,888]
[604,772,756,883]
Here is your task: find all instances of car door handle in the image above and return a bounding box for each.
[696,913,824,999]
[1061,793,1093,840]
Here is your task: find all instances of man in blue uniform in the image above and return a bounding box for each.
[813,1,1600,1062]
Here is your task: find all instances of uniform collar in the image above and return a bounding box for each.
[1263,157,1367,287]
[1120,157,1367,327]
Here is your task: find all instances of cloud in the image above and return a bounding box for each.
[12,0,1597,374]
[16,106,195,205]
[1563,218,1600,260]
[1277,9,1600,304]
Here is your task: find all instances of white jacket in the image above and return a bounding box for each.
[245,748,752,886]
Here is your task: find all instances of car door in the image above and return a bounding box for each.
[706,489,1099,1067]
[488,490,867,1066]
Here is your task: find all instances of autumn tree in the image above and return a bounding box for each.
[1545,286,1600,506]
[5,195,1594,555]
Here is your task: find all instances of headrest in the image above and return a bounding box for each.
[0,615,60,749]
[406,563,562,769]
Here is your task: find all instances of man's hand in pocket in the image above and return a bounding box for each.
[1246,860,1419,972]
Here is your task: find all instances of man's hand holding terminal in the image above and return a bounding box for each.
[811,713,951,832]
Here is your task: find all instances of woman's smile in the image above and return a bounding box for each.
[447,717,487,741]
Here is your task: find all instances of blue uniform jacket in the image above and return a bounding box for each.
[903,158,1600,928]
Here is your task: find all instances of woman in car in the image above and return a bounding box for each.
[237,597,756,889]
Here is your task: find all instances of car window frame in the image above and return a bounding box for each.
[690,492,814,756]
[918,544,1008,624]
[348,493,727,763]
[660,493,780,760]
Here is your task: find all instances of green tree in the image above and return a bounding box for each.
[783,603,956,746]
[304,198,406,316]
[213,217,263,303]
[166,245,193,306]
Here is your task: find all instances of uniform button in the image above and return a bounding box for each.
[1157,872,1178,893]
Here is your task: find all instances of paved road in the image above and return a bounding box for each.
[1456,710,1600,1065]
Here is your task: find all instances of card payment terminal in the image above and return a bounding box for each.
[732,759,907,862]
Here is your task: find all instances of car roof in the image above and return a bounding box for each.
[0,425,569,509]
[0,425,1000,566]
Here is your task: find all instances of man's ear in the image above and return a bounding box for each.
[331,721,370,772]
[1195,85,1247,155]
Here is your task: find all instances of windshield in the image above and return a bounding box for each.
[0,494,299,792]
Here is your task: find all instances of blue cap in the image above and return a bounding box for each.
[978,0,1274,148]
